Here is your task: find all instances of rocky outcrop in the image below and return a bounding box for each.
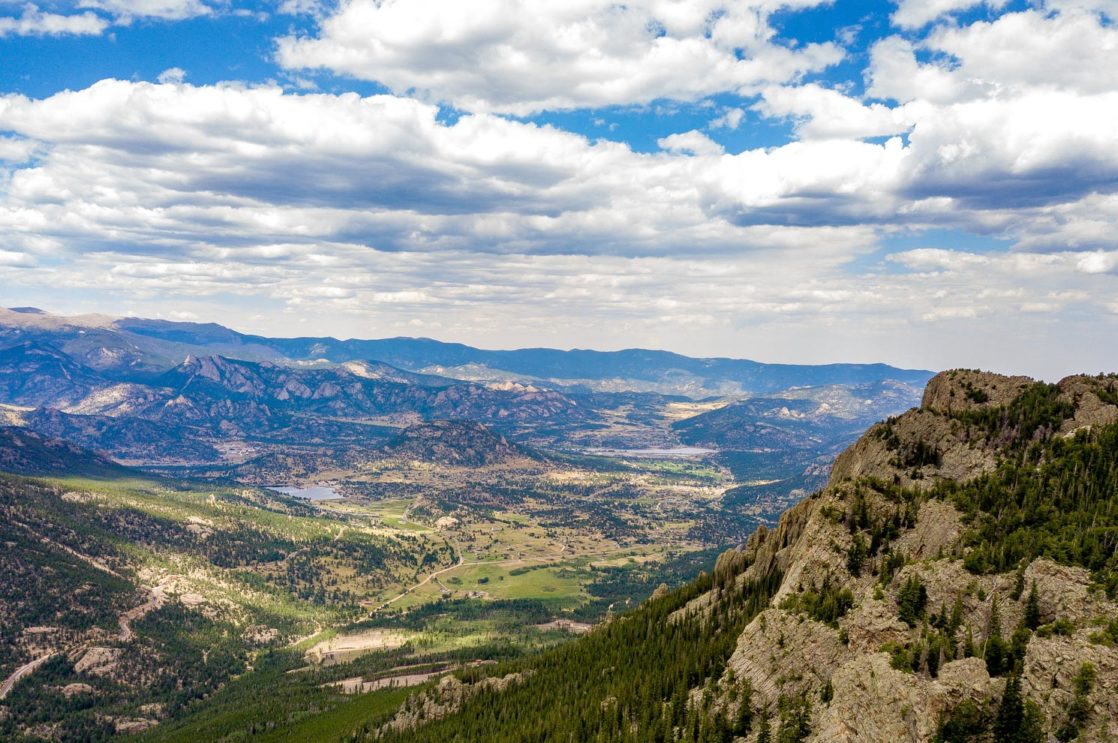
[728,608,847,702]
[1057,374,1118,434]
[813,655,998,743]
[920,369,1034,414]
[703,370,1118,742]
[379,672,529,734]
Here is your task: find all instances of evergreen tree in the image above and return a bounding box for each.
[733,681,752,736]
[1011,566,1026,600]
[994,673,1024,740]
[984,596,1008,676]
[757,714,772,743]
[776,694,811,743]
[897,574,928,626]
[1023,581,1040,630]
[846,533,867,577]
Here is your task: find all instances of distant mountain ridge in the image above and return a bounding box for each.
[0,308,932,475]
[1,308,933,398]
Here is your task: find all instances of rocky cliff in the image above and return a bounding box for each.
[695,371,1118,742]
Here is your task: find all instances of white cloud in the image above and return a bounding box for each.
[1076,251,1118,274]
[0,249,35,266]
[0,136,37,162]
[658,130,724,157]
[710,107,745,130]
[757,84,920,140]
[890,0,1006,30]
[866,36,972,105]
[77,0,210,21]
[156,67,186,84]
[276,0,843,114]
[4,0,1118,381]
[927,10,1118,97]
[1043,0,1118,17]
[0,4,107,36]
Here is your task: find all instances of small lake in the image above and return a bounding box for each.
[270,485,344,501]
[585,447,717,459]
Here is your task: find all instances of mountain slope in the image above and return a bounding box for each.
[0,426,135,478]
[366,370,1118,742]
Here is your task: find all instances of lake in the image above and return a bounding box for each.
[270,485,344,501]
[585,447,717,459]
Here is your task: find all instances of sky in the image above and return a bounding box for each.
[1,0,1117,379]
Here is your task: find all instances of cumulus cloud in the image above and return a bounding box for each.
[2,75,1118,265]
[0,4,107,36]
[276,0,843,114]
[0,79,890,258]
[658,130,724,157]
[0,249,35,266]
[753,6,1118,229]
[756,84,919,140]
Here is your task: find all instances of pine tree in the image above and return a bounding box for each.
[897,574,928,626]
[994,673,1024,741]
[1011,566,1026,600]
[757,715,772,743]
[733,681,752,736]
[776,695,811,743]
[985,596,1008,676]
[1023,581,1040,630]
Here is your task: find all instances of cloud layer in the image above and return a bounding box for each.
[1,0,1117,377]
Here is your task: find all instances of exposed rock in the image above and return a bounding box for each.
[1057,374,1118,434]
[839,598,910,655]
[702,371,1118,742]
[814,655,997,743]
[1023,635,1118,741]
[829,409,994,491]
[72,646,122,677]
[893,500,962,561]
[382,419,532,467]
[920,369,1034,414]
[379,672,529,734]
[114,717,158,734]
[727,609,847,703]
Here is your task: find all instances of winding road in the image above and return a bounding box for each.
[0,586,163,700]
[0,653,58,700]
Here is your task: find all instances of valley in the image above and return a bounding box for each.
[0,308,932,741]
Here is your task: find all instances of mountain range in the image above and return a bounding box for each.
[0,308,931,490]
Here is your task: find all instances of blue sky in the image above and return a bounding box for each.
[1,0,1117,378]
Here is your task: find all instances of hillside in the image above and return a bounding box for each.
[382,420,533,467]
[0,463,462,740]
[363,370,1118,742]
[0,427,134,478]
